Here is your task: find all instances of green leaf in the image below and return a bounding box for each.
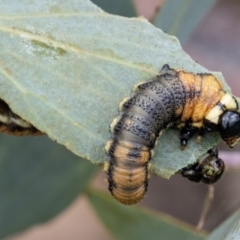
[91,0,136,17]
[207,209,240,240]
[154,0,216,43]
[87,188,206,240]
[0,0,232,178]
[0,135,97,238]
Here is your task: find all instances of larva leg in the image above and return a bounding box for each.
[180,122,197,150]
[159,64,171,73]
[196,127,204,144]
[208,145,218,157]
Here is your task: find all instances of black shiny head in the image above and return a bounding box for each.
[181,147,225,184]
[219,110,240,148]
[199,155,225,184]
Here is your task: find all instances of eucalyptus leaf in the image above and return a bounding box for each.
[154,0,216,44]
[0,135,97,238]
[87,188,206,240]
[0,0,233,178]
[207,209,240,240]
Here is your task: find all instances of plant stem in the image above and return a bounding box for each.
[197,185,215,230]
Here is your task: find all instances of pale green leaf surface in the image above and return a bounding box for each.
[207,209,240,240]
[0,135,97,238]
[0,0,233,178]
[87,188,206,240]
[154,0,216,43]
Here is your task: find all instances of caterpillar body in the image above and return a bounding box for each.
[105,64,240,205]
[0,99,42,136]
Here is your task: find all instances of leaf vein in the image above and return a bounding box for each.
[0,25,156,74]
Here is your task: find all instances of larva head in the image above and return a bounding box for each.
[199,155,225,184]
[218,110,240,148]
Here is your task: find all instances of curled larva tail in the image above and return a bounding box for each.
[104,64,182,204]
[105,139,151,205]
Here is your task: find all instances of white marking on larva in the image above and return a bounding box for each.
[154,139,159,148]
[110,116,120,133]
[221,93,238,110]
[205,105,223,124]
[192,122,203,128]
[118,97,130,111]
[153,131,163,149]
[147,162,152,170]
[159,130,164,136]
[104,140,112,154]
[124,118,131,126]
[177,123,185,129]
[150,149,154,158]
[206,93,238,124]
[132,82,145,92]
[0,114,10,124]
[11,117,32,128]
[104,161,110,172]
[166,122,174,128]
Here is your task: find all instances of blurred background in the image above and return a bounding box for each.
[3,0,240,239]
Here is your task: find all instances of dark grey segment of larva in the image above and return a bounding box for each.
[105,64,187,205]
[113,112,156,146]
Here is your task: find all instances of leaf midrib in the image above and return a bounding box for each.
[0,24,157,74]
